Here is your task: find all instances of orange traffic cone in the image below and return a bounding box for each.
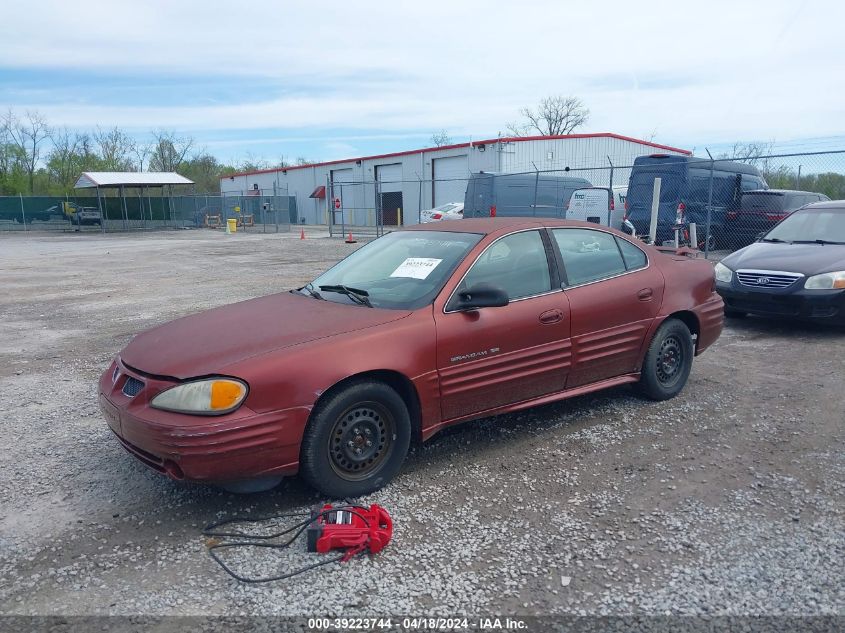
[345,232,357,244]
[299,228,305,240]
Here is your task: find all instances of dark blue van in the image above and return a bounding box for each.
[464,172,592,219]
[624,155,767,246]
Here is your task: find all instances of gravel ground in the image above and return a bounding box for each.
[0,229,843,624]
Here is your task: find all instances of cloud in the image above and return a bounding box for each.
[1,0,844,153]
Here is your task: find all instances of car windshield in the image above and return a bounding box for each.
[765,208,845,243]
[308,230,483,310]
[434,203,460,212]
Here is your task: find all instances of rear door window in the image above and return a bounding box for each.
[553,228,627,286]
[616,238,647,270]
[741,176,765,191]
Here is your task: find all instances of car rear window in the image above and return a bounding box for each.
[741,192,787,212]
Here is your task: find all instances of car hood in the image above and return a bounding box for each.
[722,242,845,276]
[120,292,410,379]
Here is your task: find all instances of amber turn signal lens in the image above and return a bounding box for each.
[210,380,246,410]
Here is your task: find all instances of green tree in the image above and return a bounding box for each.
[178,152,235,193]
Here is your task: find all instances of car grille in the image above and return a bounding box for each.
[122,377,145,397]
[736,270,802,289]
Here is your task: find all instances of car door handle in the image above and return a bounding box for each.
[539,309,564,324]
[637,288,654,301]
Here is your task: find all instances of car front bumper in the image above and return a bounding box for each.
[717,281,845,324]
[99,362,310,483]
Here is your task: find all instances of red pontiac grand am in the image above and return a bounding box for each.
[100,218,723,496]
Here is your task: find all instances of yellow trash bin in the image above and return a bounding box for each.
[227,218,237,233]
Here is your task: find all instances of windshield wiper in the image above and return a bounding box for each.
[759,237,789,243]
[297,283,325,300]
[793,239,845,245]
[319,284,373,307]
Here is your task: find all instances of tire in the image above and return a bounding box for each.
[299,380,411,498]
[637,318,694,401]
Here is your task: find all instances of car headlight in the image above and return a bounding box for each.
[804,270,845,290]
[714,262,733,283]
[151,378,248,415]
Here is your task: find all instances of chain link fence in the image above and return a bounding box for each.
[403,148,844,258]
[3,150,843,254]
[0,188,293,234]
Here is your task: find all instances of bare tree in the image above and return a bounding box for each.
[0,117,20,181]
[506,95,589,137]
[95,126,136,171]
[295,157,311,166]
[149,130,194,172]
[721,141,775,166]
[431,129,452,147]
[132,139,153,172]
[238,153,270,173]
[4,109,51,193]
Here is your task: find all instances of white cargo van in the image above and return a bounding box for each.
[565,186,627,229]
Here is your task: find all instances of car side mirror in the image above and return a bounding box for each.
[454,283,509,311]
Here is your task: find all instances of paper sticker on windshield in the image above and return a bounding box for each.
[390,257,443,280]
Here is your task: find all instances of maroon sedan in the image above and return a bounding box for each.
[100,218,723,496]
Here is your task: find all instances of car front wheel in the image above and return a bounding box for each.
[637,318,694,401]
[300,380,411,498]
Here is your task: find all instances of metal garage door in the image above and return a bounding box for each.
[432,155,469,207]
[375,163,402,192]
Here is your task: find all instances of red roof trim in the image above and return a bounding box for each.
[225,133,692,179]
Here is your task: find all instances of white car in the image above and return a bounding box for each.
[420,202,464,223]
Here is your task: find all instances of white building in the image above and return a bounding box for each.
[219,133,690,226]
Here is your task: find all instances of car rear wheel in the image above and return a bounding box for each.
[300,380,410,498]
[637,318,694,401]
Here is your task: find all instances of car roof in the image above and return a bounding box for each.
[402,217,617,234]
[742,189,816,195]
[633,154,763,175]
[803,200,845,210]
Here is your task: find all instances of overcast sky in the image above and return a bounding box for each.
[1,0,843,163]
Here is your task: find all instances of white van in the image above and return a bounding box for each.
[613,185,628,227]
[565,186,627,229]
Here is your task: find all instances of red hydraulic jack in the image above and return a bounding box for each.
[204,503,392,583]
[307,504,392,561]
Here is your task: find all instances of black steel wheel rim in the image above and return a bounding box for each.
[328,401,394,481]
[656,335,684,386]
